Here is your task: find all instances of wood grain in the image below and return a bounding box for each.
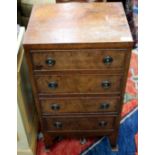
[23,2,133,148]
[31,49,126,71]
[40,96,120,114]
[35,74,122,94]
[42,115,116,131]
[23,3,133,47]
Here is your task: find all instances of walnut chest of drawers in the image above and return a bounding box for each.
[23,2,133,149]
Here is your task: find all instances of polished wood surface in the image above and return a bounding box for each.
[23,3,132,47]
[31,49,126,71]
[40,96,120,114]
[23,2,133,149]
[35,74,122,94]
[43,115,115,131]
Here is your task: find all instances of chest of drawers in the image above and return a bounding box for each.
[23,2,133,149]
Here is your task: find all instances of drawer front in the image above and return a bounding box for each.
[40,97,120,114]
[31,49,126,71]
[35,75,122,94]
[43,115,115,131]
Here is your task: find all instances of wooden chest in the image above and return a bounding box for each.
[23,2,133,149]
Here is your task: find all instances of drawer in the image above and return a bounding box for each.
[35,75,122,94]
[31,49,126,71]
[42,115,115,131]
[40,97,120,114]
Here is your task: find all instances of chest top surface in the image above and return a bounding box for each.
[23,2,133,47]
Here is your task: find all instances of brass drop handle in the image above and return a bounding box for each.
[101,80,111,89]
[103,56,113,64]
[48,81,58,89]
[45,57,56,66]
[54,122,63,129]
[100,103,110,109]
[51,104,60,111]
[99,121,107,127]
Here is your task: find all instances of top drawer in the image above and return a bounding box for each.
[31,49,126,71]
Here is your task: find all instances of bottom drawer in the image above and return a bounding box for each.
[42,115,116,132]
